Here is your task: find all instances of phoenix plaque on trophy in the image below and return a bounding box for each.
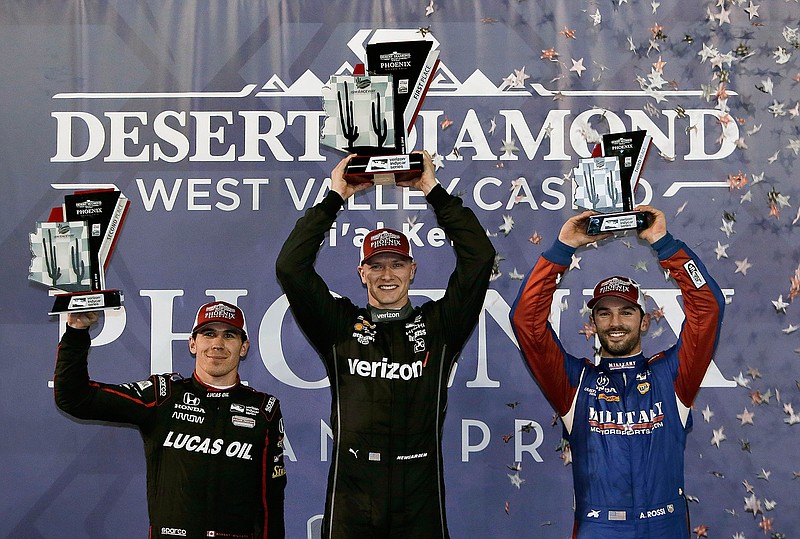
[29,188,129,315]
[573,130,652,235]
[321,37,439,185]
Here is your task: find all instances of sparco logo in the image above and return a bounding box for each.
[347,357,423,380]
[160,527,186,536]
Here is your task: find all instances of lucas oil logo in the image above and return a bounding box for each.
[163,430,255,460]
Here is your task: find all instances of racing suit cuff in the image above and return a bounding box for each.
[61,323,92,346]
[651,232,679,260]
[542,239,576,266]
[424,183,450,210]
[319,190,345,216]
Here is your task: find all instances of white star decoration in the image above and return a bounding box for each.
[734,259,752,275]
[570,58,586,76]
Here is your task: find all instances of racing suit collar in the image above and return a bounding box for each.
[367,302,415,322]
[598,353,647,373]
[191,371,240,393]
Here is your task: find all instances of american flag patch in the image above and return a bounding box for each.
[608,510,627,521]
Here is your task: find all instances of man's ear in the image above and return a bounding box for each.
[239,339,250,358]
[640,312,651,333]
[188,335,197,355]
[357,265,367,285]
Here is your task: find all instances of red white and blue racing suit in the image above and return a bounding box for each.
[510,233,724,539]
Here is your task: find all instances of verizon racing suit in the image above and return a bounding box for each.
[54,325,286,539]
[276,185,495,538]
[510,233,724,539]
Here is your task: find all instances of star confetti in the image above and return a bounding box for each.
[570,58,586,77]
[737,408,755,425]
[714,241,729,260]
[579,323,596,340]
[744,493,763,517]
[757,516,773,534]
[507,471,525,489]
[789,266,800,301]
[540,48,558,61]
[734,259,752,275]
[509,268,524,280]
[499,215,514,236]
[711,426,726,447]
[499,138,519,156]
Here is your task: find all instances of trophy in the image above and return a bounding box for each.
[321,37,440,185]
[29,188,129,314]
[573,130,652,235]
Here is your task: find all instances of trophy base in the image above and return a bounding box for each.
[344,153,424,185]
[49,289,124,315]
[587,211,649,235]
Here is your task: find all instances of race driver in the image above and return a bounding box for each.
[275,151,495,538]
[54,301,286,539]
[510,206,724,539]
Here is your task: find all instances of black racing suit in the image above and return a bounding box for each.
[54,325,286,539]
[276,185,495,538]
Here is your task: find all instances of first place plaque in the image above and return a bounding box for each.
[321,36,439,185]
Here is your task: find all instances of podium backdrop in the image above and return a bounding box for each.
[2,2,798,537]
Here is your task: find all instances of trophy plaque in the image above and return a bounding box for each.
[321,37,439,185]
[29,188,129,314]
[573,130,652,235]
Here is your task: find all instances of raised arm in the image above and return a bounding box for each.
[510,237,582,417]
[425,177,496,355]
[54,312,158,425]
[647,237,724,407]
[275,155,363,352]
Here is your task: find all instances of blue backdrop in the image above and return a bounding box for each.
[1,2,798,537]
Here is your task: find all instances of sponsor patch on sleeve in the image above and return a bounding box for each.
[683,259,707,288]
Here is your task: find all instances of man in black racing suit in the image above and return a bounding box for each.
[54,301,286,538]
[275,151,495,538]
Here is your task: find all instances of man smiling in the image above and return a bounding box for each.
[276,151,495,538]
[510,206,724,539]
[54,301,286,538]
